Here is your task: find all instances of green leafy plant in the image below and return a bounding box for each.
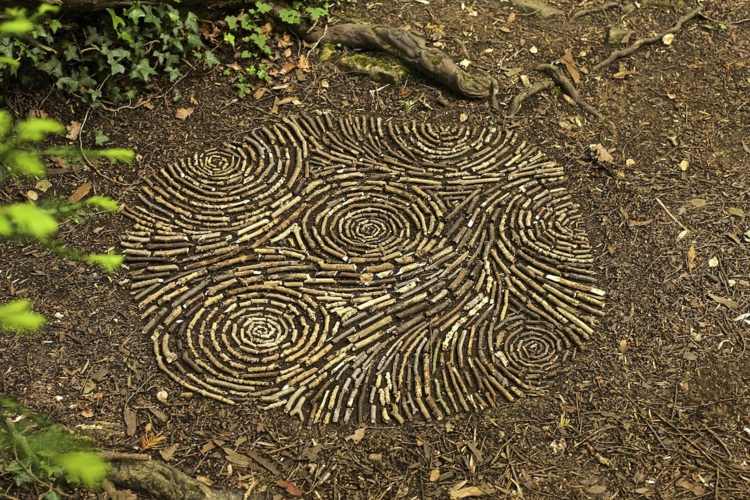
[0,2,217,103]
[1,10,134,338]
[1,398,110,492]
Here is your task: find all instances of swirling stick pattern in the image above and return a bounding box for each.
[121,114,605,424]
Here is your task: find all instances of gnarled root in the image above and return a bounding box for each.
[304,23,494,99]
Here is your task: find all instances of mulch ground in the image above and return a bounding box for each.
[1,0,749,498]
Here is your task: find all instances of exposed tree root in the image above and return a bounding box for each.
[108,458,248,500]
[508,80,555,117]
[571,1,624,20]
[300,23,494,99]
[593,6,703,72]
[535,64,603,120]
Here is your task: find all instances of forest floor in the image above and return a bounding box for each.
[1,0,750,498]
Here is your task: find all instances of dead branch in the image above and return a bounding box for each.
[571,2,623,20]
[535,63,603,119]
[508,80,555,117]
[593,6,703,72]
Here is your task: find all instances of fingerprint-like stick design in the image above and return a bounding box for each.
[121,114,606,424]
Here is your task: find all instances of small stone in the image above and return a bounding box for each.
[679,160,689,171]
[708,256,719,268]
[662,33,675,46]
[529,46,538,54]
[156,390,169,404]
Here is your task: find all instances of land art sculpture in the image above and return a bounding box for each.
[121,114,605,424]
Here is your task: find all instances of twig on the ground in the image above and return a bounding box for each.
[78,106,133,187]
[101,451,152,461]
[571,1,622,20]
[593,6,703,72]
[489,77,499,110]
[656,197,690,233]
[508,80,554,117]
[535,63,604,119]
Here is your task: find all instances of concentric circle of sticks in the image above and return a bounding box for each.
[121,113,606,424]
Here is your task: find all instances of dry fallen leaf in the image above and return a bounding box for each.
[35,179,52,192]
[222,447,252,468]
[591,144,614,163]
[175,107,195,120]
[159,443,178,462]
[68,181,92,203]
[346,427,367,444]
[276,480,303,497]
[560,48,581,84]
[123,406,137,437]
[66,121,82,141]
[686,198,706,209]
[586,484,608,495]
[449,481,495,499]
[297,54,311,71]
[708,293,738,309]
[727,207,745,218]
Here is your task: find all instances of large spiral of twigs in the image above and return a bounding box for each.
[121,114,605,424]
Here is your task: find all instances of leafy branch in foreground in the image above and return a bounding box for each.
[1,397,110,495]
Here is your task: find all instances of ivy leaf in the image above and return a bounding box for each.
[1,203,58,239]
[15,118,65,142]
[48,19,63,34]
[184,12,199,33]
[106,8,125,32]
[255,1,273,14]
[94,130,110,145]
[130,58,156,82]
[203,50,220,67]
[84,253,124,273]
[224,15,239,30]
[0,299,46,334]
[278,8,302,24]
[249,33,271,55]
[127,6,146,24]
[306,6,328,21]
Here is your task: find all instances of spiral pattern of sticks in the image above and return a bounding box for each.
[121,114,605,424]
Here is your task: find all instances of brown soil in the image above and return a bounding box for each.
[2,0,750,498]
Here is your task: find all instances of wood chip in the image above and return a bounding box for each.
[69,181,92,203]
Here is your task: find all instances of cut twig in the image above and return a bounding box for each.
[508,80,555,117]
[571,1,622,20]
[100,451,152,461]
[535,63,603,119]
[593,6,703,72]
[656,197,690,233]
